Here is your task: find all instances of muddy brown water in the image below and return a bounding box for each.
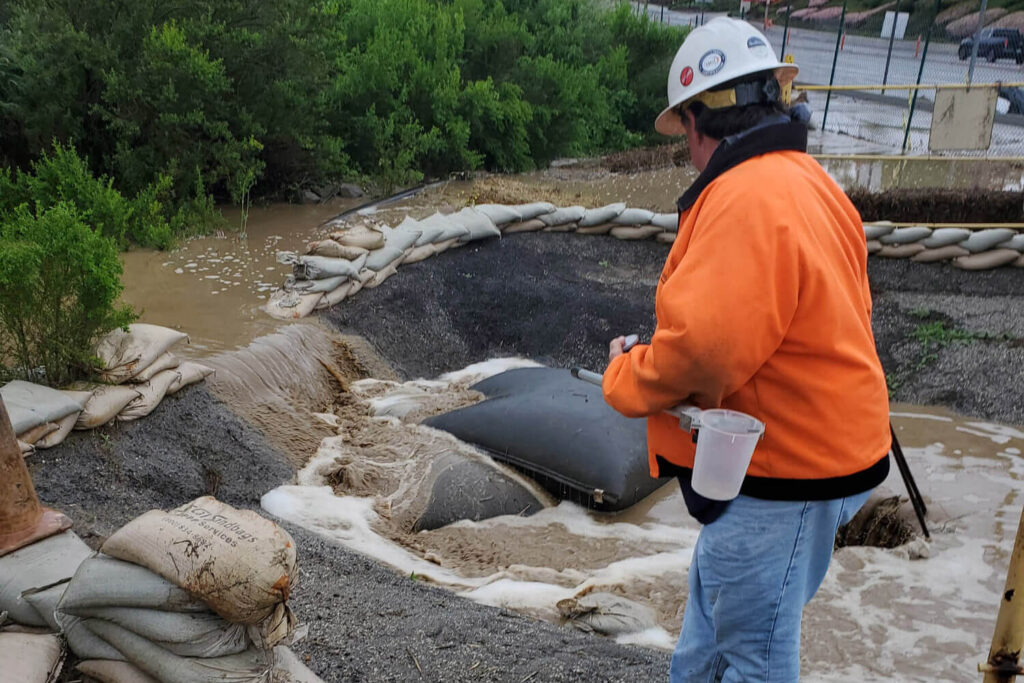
[119,200,361,356]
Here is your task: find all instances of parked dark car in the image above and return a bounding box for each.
[958,28,1024,64]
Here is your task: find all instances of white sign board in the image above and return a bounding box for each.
[929,88,998,152]
[881,11,910,40]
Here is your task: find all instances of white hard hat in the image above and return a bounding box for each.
[655,18,799,136]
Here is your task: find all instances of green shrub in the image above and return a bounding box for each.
[0,204,135,387]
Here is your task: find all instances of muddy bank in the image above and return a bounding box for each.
[29,384,669,682]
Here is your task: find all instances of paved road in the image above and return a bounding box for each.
[639,2,1024,92]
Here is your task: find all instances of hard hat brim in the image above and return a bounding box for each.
[654,64,799,137]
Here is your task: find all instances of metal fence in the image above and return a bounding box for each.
[640,1,1024,157]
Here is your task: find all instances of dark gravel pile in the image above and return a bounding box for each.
[848,188,1024,223]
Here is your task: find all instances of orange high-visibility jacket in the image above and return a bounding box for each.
[603,125,891,500]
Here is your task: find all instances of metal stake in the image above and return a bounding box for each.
[969,0,990,86]
[821,0,848,131]
[901,0,940,152]
[881,0,901,94]
[780,0,793,59]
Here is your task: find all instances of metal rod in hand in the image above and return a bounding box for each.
[969,0,989,87]
[890,423,930,539]
[821,0,848,131]
[902,0,940,152]
[981,504,1024,682]
[881,0,900,95]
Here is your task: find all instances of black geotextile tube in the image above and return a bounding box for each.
[425,367,668,512]
[847,188,1024,224]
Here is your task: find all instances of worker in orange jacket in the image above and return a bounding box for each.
[602,18,891,683]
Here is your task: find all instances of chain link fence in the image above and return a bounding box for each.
[640,1,1024,156]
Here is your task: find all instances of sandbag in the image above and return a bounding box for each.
[650,213,678,231]
[865,239,883,254]
[876,243,926,258]
[35,410,79,449]
[304,239,368,261]
[423,212,470,242]
[100,497,297,626]
[364,261,399,289]
[0,530,92,626]
[1,380,85,435]
[18,421,59,445]
[862,222,895,240]
[77,385,143,429]
[283,274,348,293]
[316,281,361,309]
[878,226,931,245]
[576,222,616,235]
[19,439,35,457]
[512,202,556,221]
[961,228,1016,253]
[1016,254,1024,267]
[264,291,322,320]
[77,660,159,683]
[953,248,1021,270]
[998,233,1024,251]
[58,556,207,614]
[273,646,327,683]
[579,203,626,227]
[502,218,546,233]
[431,237,459,255]
[117,370,180,422]
[22,582,68,630]
[612,208,655,226]
[610,225,663,240]
[131,352,181,384]
[281,253,367,281]
[451,207,501,242]
[72,607,249,658]
[402,244,437,264]
[60,614,125,660]
[542,222,578,233]
[921,227,971,248]
[473,204,522,226]
[364,228,420,272]
[557,592,657,636]
[94,324,189,384]
[0,632,64,683]
[426,368,666,511]
[911,245,971,263]
[414,453,544,532]
[538,206,586,227]
[166,362,214,396]
[84,619,273,683]
[405,215,450,246]
[327,224,385,251]
[656,232,676,244]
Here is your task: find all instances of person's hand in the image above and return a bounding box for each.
[609,336,626,363]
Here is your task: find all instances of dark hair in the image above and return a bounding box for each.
[683,72,789,140]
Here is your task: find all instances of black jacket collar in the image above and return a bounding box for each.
[676,121,808,213]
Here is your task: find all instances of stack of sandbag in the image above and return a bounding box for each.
[0,380,86,450]
[90,324,214,426]
[54,497,321,683]
[266,208,503,319]
[863,222,1024,269]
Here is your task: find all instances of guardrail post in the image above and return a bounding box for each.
[821,0,848,130]
[882,0,901,95]
[780,0,792,59]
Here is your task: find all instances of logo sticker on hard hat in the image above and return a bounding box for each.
[680,66,694,87]
[746,36,771,56]
[698,50,726,76]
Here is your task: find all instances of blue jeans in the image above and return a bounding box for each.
[670,491,871,683]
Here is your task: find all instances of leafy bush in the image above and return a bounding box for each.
[0,204,135,387]
[0,0,687,220]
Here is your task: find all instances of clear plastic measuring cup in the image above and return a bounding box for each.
[690,409,765,501]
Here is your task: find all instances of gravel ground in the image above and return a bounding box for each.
[28,237,1022,683]
[30,385,669,682]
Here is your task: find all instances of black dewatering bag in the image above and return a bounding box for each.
[425,367,667,511]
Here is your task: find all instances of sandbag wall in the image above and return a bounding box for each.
[2,323,214,455]
[267,203,1024,319]
[0,497,322,683]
